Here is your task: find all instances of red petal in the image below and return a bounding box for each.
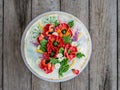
[43,52,50,60]
[51,65,54,71]
[68,53,76,60]
[69,46,77,52]
[68,29,73,36]
[72,69,80,75]
[44,24,51,32]
[47,63,52,71]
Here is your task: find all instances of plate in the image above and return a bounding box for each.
[21,11,92,82]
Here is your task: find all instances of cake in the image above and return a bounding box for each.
[21,11,92,82]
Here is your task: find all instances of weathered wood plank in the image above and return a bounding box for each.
[0,0,3,90]
[118,0,120,89]
[89,0,117,90]
[3,0,32,90]
[32,0,60,18]
[32,0,60,90]
[60,0,89,90]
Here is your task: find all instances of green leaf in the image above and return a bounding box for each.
[40,39,48,52]
[40,46,46,52]
[50,58,60,64]
[58,65,69,77]
[58,71,63,77]
[40,39,47,46]
[60,58,68,66]
[59,48,64,55]
[55,20,60,27]
[62,35,71,44]
[61,65,69,72]
[68,20,74,28]
[58,58,69,77]
[76,52,85,58]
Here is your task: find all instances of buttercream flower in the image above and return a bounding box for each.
[44,47,59,59]
[55,63,61,69]
[57,53,63,58]
[72,69,80,75]
[64,44,77,60]
[56,53,65,62]
[55,23,72,37]
[43,24,54,36]
[58,57,65,62]
[39,59,54,74]
[47,35,64,49]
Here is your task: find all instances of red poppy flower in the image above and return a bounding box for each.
[39,59,54,74]
[55,23,72,37]
[72,69,80,75]
[64,44,77,60]
[44,47,58,59]
[47,35,64,49]
[43,24,54,36]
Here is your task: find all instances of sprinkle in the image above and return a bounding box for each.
[38,21,43,30]
[70,59,76,68]
[35,49,44,54]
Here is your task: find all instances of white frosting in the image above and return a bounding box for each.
[23,12,92,82]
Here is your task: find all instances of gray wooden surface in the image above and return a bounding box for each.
[0,0,119,90]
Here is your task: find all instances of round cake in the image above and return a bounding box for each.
[21,11,92,82]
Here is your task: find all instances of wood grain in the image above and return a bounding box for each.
[32,0,60,18]
[0,0,3,90]
[60,0,89,90]
[32,0,60,90]
[3,0,32,90]
[89,0,117,90]
[118,0,120,89]
[0,0,118,90]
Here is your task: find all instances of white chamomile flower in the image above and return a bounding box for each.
[58,57,65,62]
[71,42,78,46]
[57,53,63,58]
[52,32,58,36]
[37,45,41,49]
[55,63,61,69]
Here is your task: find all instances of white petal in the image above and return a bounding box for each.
[57,53,63,58]
[52,32,58,36]
[58,57,65,62]
[55,63,61,69]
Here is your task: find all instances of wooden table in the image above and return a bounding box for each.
[0,0,119,90]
